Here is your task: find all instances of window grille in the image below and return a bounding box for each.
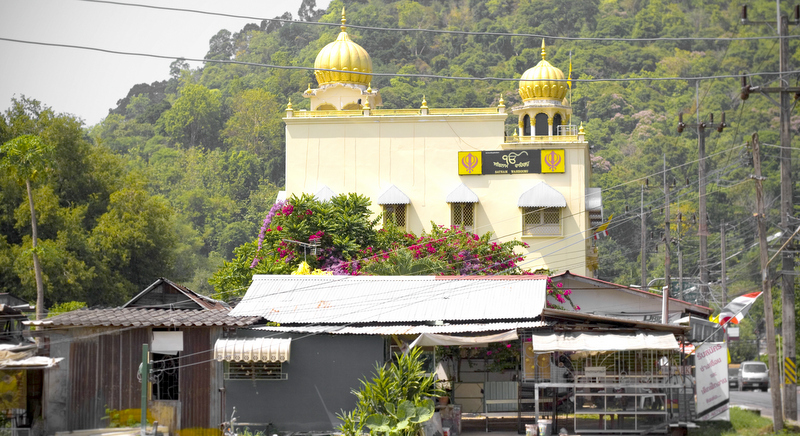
[225,361,287,380]
[152,353,179,400]
[383,204,406,229]
[451,203,475,231]
[522,207,561,236]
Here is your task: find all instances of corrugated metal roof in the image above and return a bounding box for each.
[377,185,410,205]
[518,182,566,207]
[586,188,603,228]
[250,321,550,335]
[229,275,547,324]
[315,185,336,202]
[586,188,602,212]
[26,308,261,328]
[123,277,229,311]
[446,183,479,203]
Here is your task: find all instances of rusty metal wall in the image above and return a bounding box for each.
[67,328,148,430]
[179,328,213,428]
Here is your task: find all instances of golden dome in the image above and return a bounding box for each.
[519,40,567,101]
[314,8,373,86]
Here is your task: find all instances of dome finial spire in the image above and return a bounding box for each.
[341,7,347,32]
[541,39,546,60]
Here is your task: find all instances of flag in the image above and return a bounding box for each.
[593,214,613,239]
[568,51,573,90]
[717,291,762,326]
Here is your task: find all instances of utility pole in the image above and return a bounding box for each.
[677,111,726,307]
[750,133,784,432]
[721,222,727,306]
[741,3,800,420]
[663,155,671,324]
[641,182,648,291]
[678,210,684,301]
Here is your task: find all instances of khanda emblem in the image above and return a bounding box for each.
[501,151,528,166]
[461,152,479,173]
[544,150,562,172]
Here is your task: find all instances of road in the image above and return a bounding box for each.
[729,387,800,420]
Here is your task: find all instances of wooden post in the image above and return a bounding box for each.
[663,155,671,323]
[141,343,149,436]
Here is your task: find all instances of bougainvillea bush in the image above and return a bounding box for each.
[210,193,579,311]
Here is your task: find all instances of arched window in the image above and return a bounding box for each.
[553,114,563,135]
[535,113,549,136]
[523,115,531,136]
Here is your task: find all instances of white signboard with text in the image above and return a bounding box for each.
[695,342,730,421]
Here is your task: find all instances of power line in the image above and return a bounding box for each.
[1,37,799,85]
[73,0,800,43]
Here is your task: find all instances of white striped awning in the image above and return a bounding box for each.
[531,332,678,352]
[518,182,566,207]
[214,337,291,362]
[446,183,479,203]
[315,185,336,202]
[377,185,410,205]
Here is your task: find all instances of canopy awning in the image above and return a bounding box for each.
[377,185,410,205]
[518,182,566,207]
[214,337,291,362]
[531,332,679,352]
[446,183,479,203]
[315,185,336,202]
[0,356,63,370]
[410,330,518,348]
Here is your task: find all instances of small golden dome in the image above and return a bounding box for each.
[313,7,373,86]
[519,40,567,101]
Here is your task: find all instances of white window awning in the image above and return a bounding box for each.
[446,183,479,203]
[531,332,679,352]
[518,182,566,207]
[152,331,184,355]
[377,185,410,205]
[214,337,291,362]
[409,330,518,348]
[314,185,337,202]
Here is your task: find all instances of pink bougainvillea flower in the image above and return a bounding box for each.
[556,282,563,288]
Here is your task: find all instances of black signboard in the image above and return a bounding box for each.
[482,150,542,175]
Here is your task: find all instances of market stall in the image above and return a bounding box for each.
[516,310,693,435]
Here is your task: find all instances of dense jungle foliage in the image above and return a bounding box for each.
[1,0,799,354]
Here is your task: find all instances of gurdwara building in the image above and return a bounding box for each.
[281,10,603,275]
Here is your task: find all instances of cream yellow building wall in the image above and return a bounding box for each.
[285,112,591,275]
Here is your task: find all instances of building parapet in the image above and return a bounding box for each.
[506,135,581,144]
[291,107,502,118]
[293,110,363,118]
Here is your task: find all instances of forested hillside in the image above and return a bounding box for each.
[1,0,798,343]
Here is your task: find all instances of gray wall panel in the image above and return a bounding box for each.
[225,332,385,432]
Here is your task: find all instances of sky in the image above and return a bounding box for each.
[0,0,330,126]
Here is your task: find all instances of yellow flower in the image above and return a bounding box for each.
[291,261,311,275]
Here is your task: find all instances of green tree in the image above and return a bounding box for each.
[89,179,178,299]
[0,134,53,319]
[158,83,222,148]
